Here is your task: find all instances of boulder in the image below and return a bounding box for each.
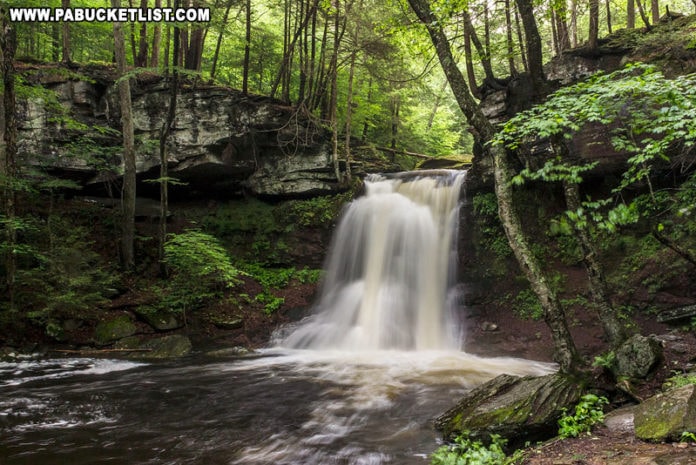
[435,373,583,445]
[612,334,663,380]
[93,315,137,346]
[138,335,192,358]
[634,384,696,441]
[133,307,183,332]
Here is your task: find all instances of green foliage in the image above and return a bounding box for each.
[494,63,696,233]
[513,289,544,320]
[680,431,696,443]
[472,192,512,258]
[238,261,322,314]
[557,394,608,438]
[287,192,352,228]
[663,372,696,390]
[592,351,616,369]
[161,230,241,313]
[430,433,522,465]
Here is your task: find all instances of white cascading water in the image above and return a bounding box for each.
[282,170,467,351]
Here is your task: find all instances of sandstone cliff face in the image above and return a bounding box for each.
[13,68,339,197]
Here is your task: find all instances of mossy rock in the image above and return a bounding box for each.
[435,373,583,445]
[634,384,696,441]
[139,335,192,359]
[94,315,137,346]
[133,306,183,332]
[612,334,663,380]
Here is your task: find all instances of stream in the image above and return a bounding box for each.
[0,350,553,465]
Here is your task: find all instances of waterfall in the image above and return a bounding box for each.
[281,169,467,351]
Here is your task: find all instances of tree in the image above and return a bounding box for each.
[589,0,600,51]
[407,0,580,372]
[112,0,137,270]
[61,0,71,63]
[1,9,18,308]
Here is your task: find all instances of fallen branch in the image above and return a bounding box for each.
[367,145,435,160]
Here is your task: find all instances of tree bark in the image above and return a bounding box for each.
[588,0,600,51]
[407,0,579,372]
[61,0,71,63]
[462,23,480,98]
[158,17,179,275]
[150,0,162,67]
[635,0,651,29]
[1,14,18,309]
[627,0,636,28]
[553,0,571,52]
[563,180,626,347]
[651,0,659,23]
[136,0,149,67]
[605,0,613,34]
[514,6,528,73]
[242,0,251,93]
[329,0,341,181]
[210,0,235,81]
[514,0,545,87]
[462,9,495,82]
[112,0,137,271]
[505,0,518,76]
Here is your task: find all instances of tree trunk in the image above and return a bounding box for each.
[605,0,613,34]
[61,0,71,63]
[407,0,579,373]
[514,0,545,87]
[514,6,528,73]
[136,0,149,67]
[210,0,235,81]
[51,23,60,62]
[361,76,372,141]
[627,0,636,28]
[390,95,400,151]
[505,0,518,76]
[651,0,659,22]
[150,0,162,67]
[344,0,360,183]
[570,0,578,46]
[159,16,179,274]
[242,0,251,93]
[112,0,137,271]
[563,180,626,347]
[553,0,571,52]
[1,15,18,309]
[588,0,600,51]
[462,23,480,98]
[635,0,651,29]
[329,0,341,181]
[462,9,495,82]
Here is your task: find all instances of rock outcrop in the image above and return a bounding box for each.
[13,65,341,198]
[634,384,696,441]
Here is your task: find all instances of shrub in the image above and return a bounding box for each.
[558,394,608,438]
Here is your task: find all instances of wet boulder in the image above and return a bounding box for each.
[138,335,192,359]
[94,315,137,346]
[435,373,583,445]
[133,307,183,332]
[634,384,696,441]
[612,334,663,380]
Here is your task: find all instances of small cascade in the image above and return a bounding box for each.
[282,170,467,351]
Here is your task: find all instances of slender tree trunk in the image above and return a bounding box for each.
[306,3,318,105]
[551,9,560,56]
[361,76,372,141]
[51,23,60,62]
[159,15,179,274]
[150,0,162,67]
[589,0,600,51]
[505,0,518,76]
[1,15,18,309]
[242,0,251,93]
[627,0,636,28]
[311,13,330,115]
[210,0,235,81]
[483,1,491,60]
[427,80,448,129]
[563,180,626,347]
[271,0,319,99]
[390,95,400,150]
[112,0,137,271]
[407,0,579,373]
[514,6,528,73]
[514,0,545,87]
[553,0,571,52]
[635,0,651,29]
[462,9,495,82]
[344,0,360,182]
[651,0,659,22]
[570,0,578,47]
[329,0,341,181]
[462,23,480,98]
[606,0,613,33]
[136,0,149,67]
[127,0,138,63]
[164,0,171,76]
[61,0,71,63]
